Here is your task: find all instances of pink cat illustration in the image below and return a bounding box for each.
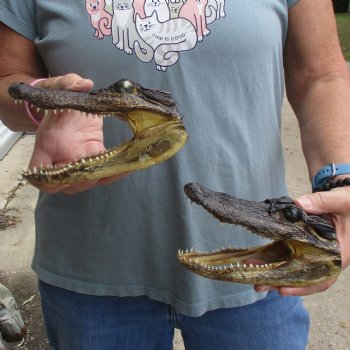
[86,0,112,39]
[179,0,210,42]
[133,0,146,20]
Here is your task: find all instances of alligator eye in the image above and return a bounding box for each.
[115,80,134,94]
[283,206,303,222]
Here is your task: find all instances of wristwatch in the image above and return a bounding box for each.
[312,163,350,191]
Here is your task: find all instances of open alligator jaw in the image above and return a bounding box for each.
[8,79,188,187]
[178,183,342,287]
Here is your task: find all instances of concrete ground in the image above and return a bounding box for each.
[1,95,350,349]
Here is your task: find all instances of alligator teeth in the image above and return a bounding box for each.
[178,253,276,270]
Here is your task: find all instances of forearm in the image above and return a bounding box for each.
[292,71,350,179]
[0,23,48,132]
[0,73,45,132]
[284,0,350,181]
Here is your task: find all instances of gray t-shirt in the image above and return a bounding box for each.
[0,0,298,316]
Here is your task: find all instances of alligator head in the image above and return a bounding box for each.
[8,80,188,187]
[178,183,342,286]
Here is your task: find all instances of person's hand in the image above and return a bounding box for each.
[255,186,350,296]
[27,73,127,194]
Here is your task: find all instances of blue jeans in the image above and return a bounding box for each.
[38,280,309,350]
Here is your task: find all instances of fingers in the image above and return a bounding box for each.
[35,183,71,194]
[62,181,99,195]
[37,174,130,195]
[254,277,337,296]
[278,277,337,296]
[295,187,350,216]
[279,286,328,296]
[295,188,350,268]
[29,181,96,195]
[97,173,130,186]
[61,173,130,195]
[34,73,94,92]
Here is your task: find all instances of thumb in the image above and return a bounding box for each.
[39,74,94,92]
[295,189,350,216]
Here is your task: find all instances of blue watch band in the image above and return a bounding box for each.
[312,163,350,190]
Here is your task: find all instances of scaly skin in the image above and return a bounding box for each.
[178,183,342,287]
[8,79,188,187]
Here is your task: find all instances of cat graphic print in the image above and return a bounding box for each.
[85,0,226,71]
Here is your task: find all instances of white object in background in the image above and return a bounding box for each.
[0,121,22,160]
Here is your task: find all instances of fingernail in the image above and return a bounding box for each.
[296,196,313,210]
[74,80,94,90]
[73,79,86,87]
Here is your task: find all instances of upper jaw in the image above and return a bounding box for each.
[8,80,180,120]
